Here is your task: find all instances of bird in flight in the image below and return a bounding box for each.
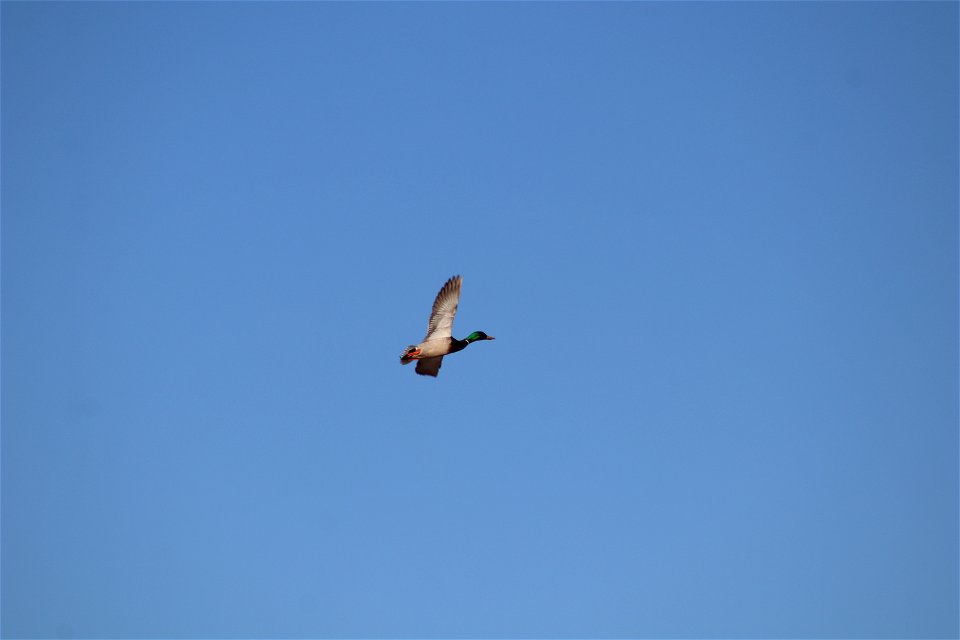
[400,275,495,377]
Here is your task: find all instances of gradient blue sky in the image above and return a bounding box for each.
[2,2,958,638]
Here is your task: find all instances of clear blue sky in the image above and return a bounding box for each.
[2,2,957,638]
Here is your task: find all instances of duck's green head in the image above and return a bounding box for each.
[465,331,495,343]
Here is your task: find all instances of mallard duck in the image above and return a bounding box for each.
[400,275,495,377]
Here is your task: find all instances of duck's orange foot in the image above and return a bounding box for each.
[400,346,423,364]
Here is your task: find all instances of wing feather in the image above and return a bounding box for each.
[424,275,462,341]
[415,356,444,377]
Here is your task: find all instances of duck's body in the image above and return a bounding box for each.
[401,337,468,361]
[400,275,494,377]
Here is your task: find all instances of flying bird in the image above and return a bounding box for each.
[400,275,495,377]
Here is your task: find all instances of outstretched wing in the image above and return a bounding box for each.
[415,356,444,377]
[424,275,462,341]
